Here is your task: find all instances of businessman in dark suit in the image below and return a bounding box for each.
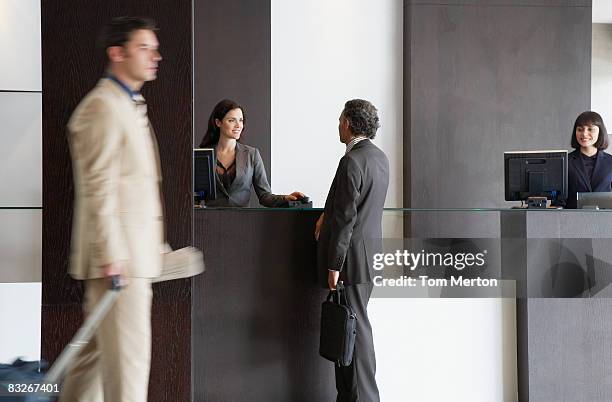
[316,99,389,402]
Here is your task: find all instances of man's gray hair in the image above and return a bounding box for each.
[343,99,380,139]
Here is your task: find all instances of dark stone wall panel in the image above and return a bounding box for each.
[407,2,591,235]
[407,0,590,6]
[406,1,593,400]
[194,0,271,186]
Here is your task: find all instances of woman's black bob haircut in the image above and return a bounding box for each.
[571,111,609,150]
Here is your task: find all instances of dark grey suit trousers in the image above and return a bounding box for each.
[335,282,379,402]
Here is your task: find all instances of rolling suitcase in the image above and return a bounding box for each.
[0,276,122,401]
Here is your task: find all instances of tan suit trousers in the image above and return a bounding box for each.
[59,278,152,402]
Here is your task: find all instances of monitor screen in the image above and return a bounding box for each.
[504,150,568,203]
[194,148,217,202]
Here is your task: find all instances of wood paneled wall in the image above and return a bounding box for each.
[41,1,192,401]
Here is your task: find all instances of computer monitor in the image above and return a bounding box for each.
[194,148,217,206]
[504,150,568,205]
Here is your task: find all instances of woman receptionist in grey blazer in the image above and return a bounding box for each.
[199,99,305,207]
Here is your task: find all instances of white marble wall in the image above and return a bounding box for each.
[270,0,403,214]
[0,0,42,363]
[592,23,612,128]
[0,0,42,90]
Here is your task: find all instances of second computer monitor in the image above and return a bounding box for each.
[504,150,568,204]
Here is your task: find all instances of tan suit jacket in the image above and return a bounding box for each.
[67,78,164,279]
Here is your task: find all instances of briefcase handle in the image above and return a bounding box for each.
[326,281,351,307]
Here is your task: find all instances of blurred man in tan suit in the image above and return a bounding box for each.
[60,17,164,402]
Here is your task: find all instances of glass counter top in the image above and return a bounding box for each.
[0,206,43,210]
[193,206,612,212]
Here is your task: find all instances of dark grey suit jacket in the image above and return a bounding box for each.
[317,139,389,288]
[207,142,287,208]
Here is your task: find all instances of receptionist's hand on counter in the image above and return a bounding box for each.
[284,191,306,202]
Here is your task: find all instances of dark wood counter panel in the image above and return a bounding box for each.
[192,209,335,402]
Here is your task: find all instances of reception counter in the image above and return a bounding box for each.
[192,208,334,401]
[500,210,612,402]
[191,208,612,402]
[41,207,612,401]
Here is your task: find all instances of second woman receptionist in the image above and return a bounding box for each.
[566,111,612,209]
[199,99,305,207]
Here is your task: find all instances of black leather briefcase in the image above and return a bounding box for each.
[319,282,357,367]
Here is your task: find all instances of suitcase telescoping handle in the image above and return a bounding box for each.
[43,275,123,385]
[110,274,121,291]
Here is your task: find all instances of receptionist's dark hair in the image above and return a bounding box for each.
[571,111,608,150]
[199,99,245,147]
